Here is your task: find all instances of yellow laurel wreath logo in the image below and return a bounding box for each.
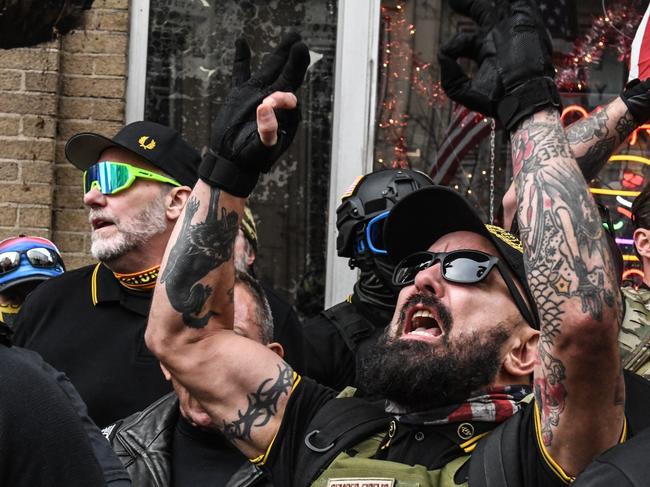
[138,136,156,150]
[485,224,524,253]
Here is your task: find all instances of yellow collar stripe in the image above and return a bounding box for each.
[460,431,490,453]
[91,263,101,306]
[533,402,627,485]
[533,403,574,484]
[250,372,302,466]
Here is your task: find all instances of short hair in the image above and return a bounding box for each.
[235,270,273,345]
[632,182,650,230]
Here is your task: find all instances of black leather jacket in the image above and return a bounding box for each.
[105,393,270,487]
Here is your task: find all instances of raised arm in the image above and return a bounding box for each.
[565,86,643,182]
[145,34,309,459]
[489,0,624,477]
[502,95,636,230]
[512,108,623,475]
[441,0,625,476]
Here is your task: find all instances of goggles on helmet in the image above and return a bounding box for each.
[0,247,63,276]
[83,161,181,195]
[393,249,536,328]
[361,210,389,255]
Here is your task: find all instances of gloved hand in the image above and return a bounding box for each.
[621,78,650,125]
[199,32,310,197]
[492,0,561,131]
[438,0,503,117]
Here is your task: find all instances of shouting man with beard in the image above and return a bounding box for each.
[13,121,200,427]
[145,7,627,487]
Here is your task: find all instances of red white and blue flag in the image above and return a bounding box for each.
[429,105,490,185]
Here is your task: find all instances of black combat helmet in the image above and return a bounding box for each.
[336,169,434,270]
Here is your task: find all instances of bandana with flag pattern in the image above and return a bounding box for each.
[386,385,532,426]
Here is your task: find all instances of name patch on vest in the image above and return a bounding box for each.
[327,479,395,487]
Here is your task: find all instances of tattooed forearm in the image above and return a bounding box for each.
[565,103,637,181]
[222,364,293,441]
[160,187,239,328]
[574,137,616,176]
[565,107,609,145]
[615,111,636,142]
[513,108,622,445]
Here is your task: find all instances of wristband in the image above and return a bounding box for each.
[497,77,562,131]
[198,151,260,198]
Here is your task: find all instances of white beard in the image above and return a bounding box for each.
[90,195,168,262]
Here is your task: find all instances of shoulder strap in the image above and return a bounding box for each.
[467,409,525,487]
[322,301,376,353]
[296,396,391,485]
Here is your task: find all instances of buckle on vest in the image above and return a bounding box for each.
[305,430,335,452]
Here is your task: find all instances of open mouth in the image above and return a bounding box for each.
[91,218,114,231]
[402,307,443,340]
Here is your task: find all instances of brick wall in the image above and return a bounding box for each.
[0,0,129,269]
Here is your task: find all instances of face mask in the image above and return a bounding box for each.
[0,303,20,328]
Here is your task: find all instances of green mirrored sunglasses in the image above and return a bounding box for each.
[83,161,181,195]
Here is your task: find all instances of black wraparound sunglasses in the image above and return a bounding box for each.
[392,249,537,329]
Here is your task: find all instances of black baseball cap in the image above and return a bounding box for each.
[65,121,201,187]
[384,185,539,328]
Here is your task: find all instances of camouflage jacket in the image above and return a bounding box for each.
[620,286,650,380]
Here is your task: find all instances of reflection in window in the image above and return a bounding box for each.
[145,1,338,317]
[374,0,647,283]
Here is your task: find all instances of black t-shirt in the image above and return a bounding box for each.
[14,346,131,486]
[172,415,248,487]
[0,344,105,486]
[263,377,570,487]
[13,263,172,427]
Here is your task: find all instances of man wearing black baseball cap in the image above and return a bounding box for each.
[13,120,201,427]
[145,0,625,484]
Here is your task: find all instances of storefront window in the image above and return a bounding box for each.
[375,0,648,284]
[145,1,338,316]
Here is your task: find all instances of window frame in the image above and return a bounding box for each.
[125,0,383,308]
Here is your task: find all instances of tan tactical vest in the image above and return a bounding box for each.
[620,286,650,380]
[311,431,470,487]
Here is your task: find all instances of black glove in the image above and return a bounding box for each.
[492,0,561,131]
[438,0,502,117]
[621,78,650,125]
[199,32,310,197]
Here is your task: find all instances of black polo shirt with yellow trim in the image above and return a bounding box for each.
[13,263,172,428]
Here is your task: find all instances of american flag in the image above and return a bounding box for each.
[539,0,573,40]
[630,2,650,81]
[429,105,490,185]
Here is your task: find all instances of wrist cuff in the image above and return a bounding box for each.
[498,77,562,131]
[198,151,259,198]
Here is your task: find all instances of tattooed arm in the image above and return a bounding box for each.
[512,108,624,476]
[146,93,299,459]
[503,97,635,231]
[565,97,636,181]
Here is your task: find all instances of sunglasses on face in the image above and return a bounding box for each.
[83,161,181,195]
[392,250,499,287]
[0,247,64,275]
[393,249,538,329]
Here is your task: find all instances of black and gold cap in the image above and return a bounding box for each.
[65,121,201,187]
[384,185,539,327]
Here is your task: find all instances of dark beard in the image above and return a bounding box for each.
[358,295,511,411]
